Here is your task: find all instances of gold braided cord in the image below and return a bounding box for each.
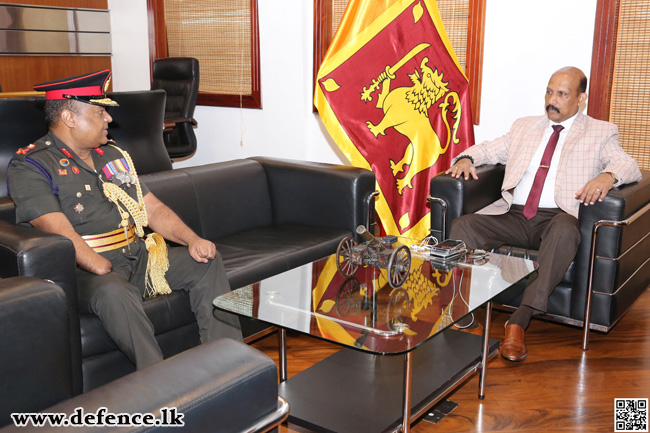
[101,145,171,297]
[102,145,148,237]
[144,233,171,297]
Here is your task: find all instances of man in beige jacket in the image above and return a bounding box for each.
[446,66,641,361]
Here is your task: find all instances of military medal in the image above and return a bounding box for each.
[74,203,84,213]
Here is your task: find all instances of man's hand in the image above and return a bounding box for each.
[575,173,616,206]
[445,158,478,180]
[188,237,217,263]
[85,254,113,275]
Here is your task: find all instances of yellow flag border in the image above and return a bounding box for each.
[314,0,467,240]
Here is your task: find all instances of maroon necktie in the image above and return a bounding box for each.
[523,124,564,220]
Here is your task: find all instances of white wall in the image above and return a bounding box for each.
[108,1,151,92]
[475,1,597,143]
[108,0,598,168]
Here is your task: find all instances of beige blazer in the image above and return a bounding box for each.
[462,112,642,218]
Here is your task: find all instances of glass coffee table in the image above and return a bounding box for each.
[214,239,537,433]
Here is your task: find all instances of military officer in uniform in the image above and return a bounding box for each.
[7,70,241,370]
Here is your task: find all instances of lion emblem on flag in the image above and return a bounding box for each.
[363,54,462,195]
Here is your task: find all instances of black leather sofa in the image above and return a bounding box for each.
[0,92,376,394]
[429,165,650,347]
[0,277,288,432]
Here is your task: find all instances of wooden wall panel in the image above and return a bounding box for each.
[0,1,111,92]
[0,0,107,8]
[0,56,112,92]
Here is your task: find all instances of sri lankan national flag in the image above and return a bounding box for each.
[315,0,474,240]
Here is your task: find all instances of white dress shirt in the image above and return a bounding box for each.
[512,112,578,208]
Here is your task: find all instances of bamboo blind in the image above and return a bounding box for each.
[437,0,469,71]
[164,0,251,96]
[330,0,468,70]
[609,0,650,170]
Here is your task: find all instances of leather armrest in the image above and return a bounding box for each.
[0,220,82,394]
[250,156,376,239]
[0,277,72,428]
[0,197,15,222]
[429,164,505,239]
[570,172,650,318]
[163,118,198,132]
[5,339,281,433]
[0,220,78,311]
[577,172,650,258]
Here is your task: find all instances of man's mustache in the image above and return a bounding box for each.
[546,104,560,113]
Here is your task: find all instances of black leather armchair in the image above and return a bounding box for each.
[0,277,288,432]
[151,57,200,159]
[429,165,650,348]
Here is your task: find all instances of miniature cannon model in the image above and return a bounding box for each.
[336,225,411,288]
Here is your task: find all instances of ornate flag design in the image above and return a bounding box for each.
[315,0,474,239]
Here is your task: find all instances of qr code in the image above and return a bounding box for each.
[615,399,648,432]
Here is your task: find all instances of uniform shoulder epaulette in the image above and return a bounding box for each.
[13,137,54,158]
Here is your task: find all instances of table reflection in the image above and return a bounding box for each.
[215,249,537,355]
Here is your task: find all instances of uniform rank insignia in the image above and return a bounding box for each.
[15,144,36,155]
[58,169,68,175]
[61,148,74,158]
[94,147,105,155]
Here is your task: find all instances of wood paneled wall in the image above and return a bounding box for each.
[0,1,111,93]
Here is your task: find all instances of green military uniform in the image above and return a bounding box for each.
[8,131,241,369]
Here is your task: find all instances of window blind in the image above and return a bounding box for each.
[164,0,252,96]
[609,0,650,169]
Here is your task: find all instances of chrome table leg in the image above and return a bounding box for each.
[479,301,492,399]
[279,328,287,382]
[402,351,413,432]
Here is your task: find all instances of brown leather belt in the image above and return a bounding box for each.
[82,224,136,253]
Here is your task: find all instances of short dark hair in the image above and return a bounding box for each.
[44,99,81,126]
[578,75,588,94]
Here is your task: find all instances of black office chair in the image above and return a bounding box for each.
[151,57,199,159]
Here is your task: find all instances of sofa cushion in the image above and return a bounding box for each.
[181,160,274,240]
[141,169,202,234]
[217,224,350,289]
[142,160,275,241]
[80,291,198,358]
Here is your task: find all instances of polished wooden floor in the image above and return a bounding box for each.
[252,288,650,433]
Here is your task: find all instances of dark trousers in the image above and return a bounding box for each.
[449,205,580,312]
[77,242,242,370]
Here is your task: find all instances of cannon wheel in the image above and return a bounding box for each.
[387,245,411,288]
[387,288,410,331]
[335,277,360,316]
[336,236,359,277]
